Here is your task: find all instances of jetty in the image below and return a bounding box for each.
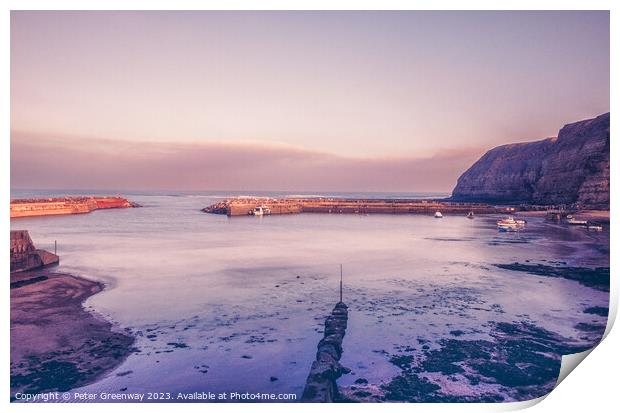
[203,198,505,217]
[10,196,138,218]
[10,230,59,273]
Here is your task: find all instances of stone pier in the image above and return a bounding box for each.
[203,197,505,217]
[10,230,59,273]
[10,196,138,218]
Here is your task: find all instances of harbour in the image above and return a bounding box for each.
[9,191,609,402]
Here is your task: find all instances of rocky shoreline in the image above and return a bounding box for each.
[340,319,605,403]
[10,271,135,400]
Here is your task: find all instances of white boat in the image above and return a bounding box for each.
[250,206,271,216]
[567,218,587,225]
[497,216,526,231]
[467,211,474,219]
[434,211,443,218]
[587,224,603,231]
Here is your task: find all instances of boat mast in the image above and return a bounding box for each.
[340,264,343,303]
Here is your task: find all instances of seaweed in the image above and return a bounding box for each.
[494,263,609,291]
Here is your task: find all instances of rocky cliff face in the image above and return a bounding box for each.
[451,113,609,209]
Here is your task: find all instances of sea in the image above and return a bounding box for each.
[10,189,610,402]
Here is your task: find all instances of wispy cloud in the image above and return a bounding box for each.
[11,131,483,192]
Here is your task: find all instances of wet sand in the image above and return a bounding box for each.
[10,271,135,399]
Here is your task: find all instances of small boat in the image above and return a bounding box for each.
[497,217,523,225]
[467,211,474,219]
[434,211,443,218]
[567,218,587,225]
[587,223,603,231]
[250,206,271,216]
[497,216,526,231]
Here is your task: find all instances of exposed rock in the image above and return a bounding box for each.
[451,113,609,209]
[494,262,609,292]
[343,320,602,403]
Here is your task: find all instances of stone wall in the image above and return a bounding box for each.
[10,230,59,273]
[10,197,135,218]
[301,302,349,402]
[203,198,502,217]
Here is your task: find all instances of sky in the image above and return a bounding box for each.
[11,11,609,192]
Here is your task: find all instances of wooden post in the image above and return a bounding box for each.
[54,240,57,255]
[339,264,343,303]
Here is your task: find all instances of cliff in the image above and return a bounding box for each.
[451,113,610,209]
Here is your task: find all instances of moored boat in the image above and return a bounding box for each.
[567,218,588,225]
[249,206,272,216]
[497,216,526,232]
[467,211,474,219]
[587,223,603,231]
[434,211,443,218]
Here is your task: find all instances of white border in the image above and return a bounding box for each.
[2,2,616,412]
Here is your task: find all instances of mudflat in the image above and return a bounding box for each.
[10,271,134,399]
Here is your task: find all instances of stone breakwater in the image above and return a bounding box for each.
[203,198,504,217]
[10,196,139,218]
[301,302,349,403]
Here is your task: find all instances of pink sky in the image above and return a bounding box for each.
[11,11,609,192]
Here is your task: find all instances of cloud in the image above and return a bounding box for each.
[11,131,483,193]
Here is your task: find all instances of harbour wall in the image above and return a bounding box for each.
[203,198,505,217]
[10,196,136,218]
[10,230,59,273]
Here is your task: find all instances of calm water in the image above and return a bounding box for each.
[10,191,609,401]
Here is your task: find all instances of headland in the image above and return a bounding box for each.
[451,112,609,210]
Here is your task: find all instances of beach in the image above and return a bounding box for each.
[10,270,135,399]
